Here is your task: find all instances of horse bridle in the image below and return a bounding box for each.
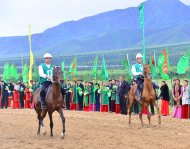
[52,66,62,84]
[144,72,152,79]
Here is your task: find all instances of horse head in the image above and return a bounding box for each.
[53,66,63,83]
[143,62,152,78]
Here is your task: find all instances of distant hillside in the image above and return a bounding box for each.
[0,0,190,57]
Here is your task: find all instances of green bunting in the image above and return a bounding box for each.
[3,63,10,82]
[61,61,66,80]
[177,51,189,74]
[9,64,19,82]
[91,55,98,80]
[33,65,39,82]
[158,49,170,80]
[101,56,108,81]
[139,3,146,63]
[150,51,157,78]
[69,56,77,75]
[22,63,29,83]
[122,54,133,80]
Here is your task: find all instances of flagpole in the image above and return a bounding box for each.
[127,54,133,81]
[154,50,159,105]
[188,49,190,120]
[21,54,24,74]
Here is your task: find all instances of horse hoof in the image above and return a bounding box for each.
[42,129,46,136]
[61,133,65,139]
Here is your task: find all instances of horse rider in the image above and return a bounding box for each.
[132,53,144,102]
[38,53,54,109]
[132,53,160,103]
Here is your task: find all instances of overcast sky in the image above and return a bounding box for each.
[0,0,190,37]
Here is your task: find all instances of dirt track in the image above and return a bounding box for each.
[0,109,190,149]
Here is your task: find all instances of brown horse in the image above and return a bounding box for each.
[128,63,161,127]
[33,66,65,138]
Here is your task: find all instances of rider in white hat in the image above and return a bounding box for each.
[132,53,144,102]
[39,53,54,109]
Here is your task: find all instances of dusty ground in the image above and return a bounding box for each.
[0,109,190,149]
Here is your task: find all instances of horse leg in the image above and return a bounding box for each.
[58,108,65,139]
[39,109,47,135]
[36,108,42,135]
[139,104,144,127]
[37,113,41,135]
[128,97,135,125]
[48,111,54,137]
[41,119,46,136]
[146,104,151,125]
[153,100,161,124]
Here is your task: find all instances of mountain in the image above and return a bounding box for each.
[0,0,190,58]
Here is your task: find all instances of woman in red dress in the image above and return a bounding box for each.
[160,81,170,116]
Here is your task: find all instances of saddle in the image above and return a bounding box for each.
[38,85,52,102]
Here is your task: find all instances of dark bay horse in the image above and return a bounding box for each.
[33,66,65,138]
[128,63,161,127]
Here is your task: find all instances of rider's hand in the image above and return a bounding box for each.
[47,76,53,82]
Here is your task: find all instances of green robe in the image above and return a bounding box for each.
[89,85,95,104]
[111,86,117,101]
[72,85,78,103]
[115,87,120,104]
[83,86,90,106]
[101,86,109,105]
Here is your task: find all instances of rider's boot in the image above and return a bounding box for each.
[41,97,47,109]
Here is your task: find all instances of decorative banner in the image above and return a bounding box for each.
[69,56,77,75]
[101,56,108,81]
[177,51,189,74]
[122,54,133,80]
[150,51,156,78]
[3,63,10,82]
[139,3,145,63]
[91,55,98,80]
[22,63,29,83]
[28,25,34,85]
[158,49,170,80]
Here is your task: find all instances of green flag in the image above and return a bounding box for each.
[9,64,15,80]
[139,3,144,28]
[9,64,19,82]
[13,65,19,82]
[158,49,170,80]
[69,56,77,75]
[3,63,10,82]
[22,63,29,83]
[177,51,189,74]
[139,3,146,63]
[101,57,108,81]
[150,51,157,78]
[61,61,66,79]
[33,65,39,82]
[122,54,133,80]
[91,55,98,79]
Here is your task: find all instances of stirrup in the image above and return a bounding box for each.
[41,104,47,109]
